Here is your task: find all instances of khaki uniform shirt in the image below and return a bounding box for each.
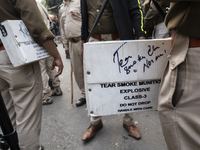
[144,1,169,29]
[86,0,118,34]
[161,1,200,38]
[59,0,81,50]
[37,2,51,29]
[0,0,54,46]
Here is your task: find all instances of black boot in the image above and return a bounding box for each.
[76,98,86,107]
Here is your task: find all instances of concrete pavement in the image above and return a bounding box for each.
[40,41,168,150]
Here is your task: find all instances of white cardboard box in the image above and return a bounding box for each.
[0,20,50,67]
[84,38,171,116]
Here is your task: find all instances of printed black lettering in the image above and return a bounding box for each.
[100,83,116,88]
[138,101,151,105]
[143,106,153,110]
[117,82,137,87]
[120,103,127,107]
[124,95,143,100]
[139,80,161,85]
[128,102,137,106]
[133,107,142,111]
[118,109,130,112]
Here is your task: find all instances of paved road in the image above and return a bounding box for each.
[40,41,168,150]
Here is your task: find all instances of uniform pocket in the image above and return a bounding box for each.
[172,60,186,107]
[70,11,81,21]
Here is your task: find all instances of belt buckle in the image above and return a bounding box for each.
[71,38,77,43]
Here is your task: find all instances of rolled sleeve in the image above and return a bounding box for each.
[34,29,55,46]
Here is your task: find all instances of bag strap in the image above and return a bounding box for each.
[10,0,17,6]
[86,0,110,42]
[152,0,166,21]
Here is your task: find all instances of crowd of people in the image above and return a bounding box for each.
[0,0,200,150]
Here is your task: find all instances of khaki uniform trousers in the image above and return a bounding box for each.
[89,36,134,126]
[39,56,61,97]
[158,33,200,150]
[0,50,43,150]
[69,39,85,98]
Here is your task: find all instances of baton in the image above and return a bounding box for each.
[86,0,110,42]
[47,2,63,11]
[71,63,73,104]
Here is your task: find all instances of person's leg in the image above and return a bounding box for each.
[0,89,16,128]
[158,34,200,150]
[0,50,43,150]
[13,62,42,150]
[45,56,62,96]
[91,116,102,126]
[82,37,105,141]
[39,59,53,104]
[0,50,17,125]
[123,113,141,140]
[159,49,200,150]
[82,116,103,142]
[123,113,133,126]
[69,40,86,106]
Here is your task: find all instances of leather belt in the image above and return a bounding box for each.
[91,33,119,41]
[91,34,101,41]
[0,44,5,51]
[69,37,81,43]
[170,30,200,48]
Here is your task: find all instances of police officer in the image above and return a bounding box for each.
[81,0,146,142]
[37,2,63,105]
[59,0,86,107]
[156,0,200,150]
[0,0,63,149]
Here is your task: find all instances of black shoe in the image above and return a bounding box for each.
[39,145,44,150]
[76,98,86,107]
